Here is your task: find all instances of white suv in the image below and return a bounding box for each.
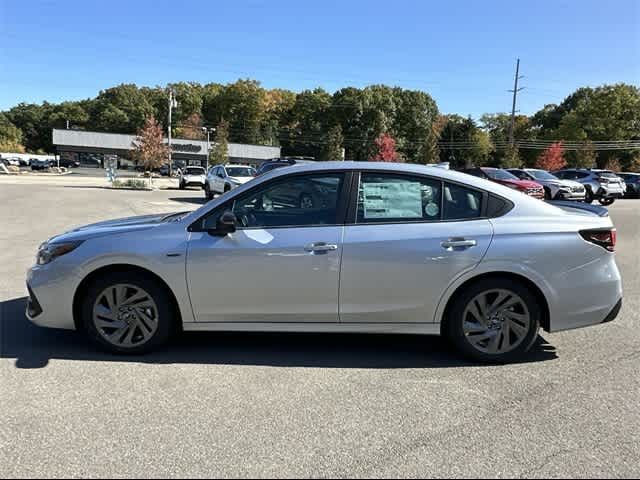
[178,166,206,190]
[205,164,256,200]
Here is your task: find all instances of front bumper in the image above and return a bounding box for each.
[555,189,586,201]
[26,264,80,330]
[598,186,625,198]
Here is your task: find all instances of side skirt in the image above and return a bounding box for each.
[183,322,441,335]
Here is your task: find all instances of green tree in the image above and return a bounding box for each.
[209,120,229,166]
[6,102,51,152]
[281,88,332,158]
[501,144,521,169]
[91,84,155,133]
[573,140,598,168]
[0,112,25,152]
[319,124,344,161]
[211,80,266,144]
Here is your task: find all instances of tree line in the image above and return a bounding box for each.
[1,80,638,170]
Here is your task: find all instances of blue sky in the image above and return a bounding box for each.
[1,0,638,118]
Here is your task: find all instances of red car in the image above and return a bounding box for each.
[460,167,545,199]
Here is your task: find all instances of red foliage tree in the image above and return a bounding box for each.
[370,133,399,162]
[536,142,566,171]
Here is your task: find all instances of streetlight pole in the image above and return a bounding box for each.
[168,90,177,177]
[202,127,216,168]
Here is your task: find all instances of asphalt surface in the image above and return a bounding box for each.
[1,183,638,478]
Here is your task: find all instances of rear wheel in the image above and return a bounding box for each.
[445,278,541,363]
[81,271,175,354]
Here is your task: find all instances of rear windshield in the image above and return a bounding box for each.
[484,169,519,181]
[184,167,204,175]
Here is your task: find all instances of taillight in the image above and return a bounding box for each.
[580,228,617,252]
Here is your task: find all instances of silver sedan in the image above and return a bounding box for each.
[26,162,623,363]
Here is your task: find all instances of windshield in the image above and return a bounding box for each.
[227,167,256,177]
[528,169,559,181]
[184,167,204,175]
[484,169,519,181]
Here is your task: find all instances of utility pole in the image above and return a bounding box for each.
[168,90,177,176]
[508,58,525,146]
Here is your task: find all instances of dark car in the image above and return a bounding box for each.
[57,158,80,168]
[255,157,316,176]
[30,159,52,170]
[618,172,640,198]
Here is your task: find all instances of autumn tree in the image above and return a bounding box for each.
[131,116,169,186]
[209,120,229,166]
[604,157,621,172]
[370,133,399,162]
[536,142,566,171]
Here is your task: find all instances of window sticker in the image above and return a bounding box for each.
[362,182,423,219]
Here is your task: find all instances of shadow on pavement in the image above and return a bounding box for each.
[1,297,558,370]
[168,196,208,205]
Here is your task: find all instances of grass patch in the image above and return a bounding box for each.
[112,179,149,189]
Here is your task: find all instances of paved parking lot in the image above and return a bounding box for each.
[1,182,638,478]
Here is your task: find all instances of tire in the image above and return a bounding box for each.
[224,185,231,193]
[444,277,541,364]
[204,184,213,200]
[584,188,594,204]
[543,187,552,201]
[599,198,615,206]
[81,271,175,355]
[179,181,185,190]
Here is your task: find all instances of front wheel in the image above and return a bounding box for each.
[81,272,175,354]
[584,188,594,204]
[599,198,615,206]
[445,278,541,363]
[204,184,213,200]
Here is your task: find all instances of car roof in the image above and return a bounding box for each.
[224,164,253,168]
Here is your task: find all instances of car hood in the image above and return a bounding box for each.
[49,212,189,243]
[228,176,255,184]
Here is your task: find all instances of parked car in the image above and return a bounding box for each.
[553,169,625,205]
[460,167,545,199]
[57,157,80,168]
[255,157,316,176]
[26,162,622,363]
[5,157,21,167]
[204,164,257,200]
[617,172,640,198]
[507,168,586,201]
[178,166,206,189]
[30,159,51,171]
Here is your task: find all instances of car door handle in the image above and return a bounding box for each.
[441,238,477,249]
[304,242,338,253]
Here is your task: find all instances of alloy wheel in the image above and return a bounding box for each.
[462,289,531,355]
[92,284,159,348]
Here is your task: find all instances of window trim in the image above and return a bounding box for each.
[188,170,354,232]
[345,170,491,226]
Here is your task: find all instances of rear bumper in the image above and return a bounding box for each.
[601,298,622,325]
[598,187,624,198]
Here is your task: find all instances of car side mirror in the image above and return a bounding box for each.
[213,211,237,236]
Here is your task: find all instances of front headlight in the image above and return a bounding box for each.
[36,241,84,265]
